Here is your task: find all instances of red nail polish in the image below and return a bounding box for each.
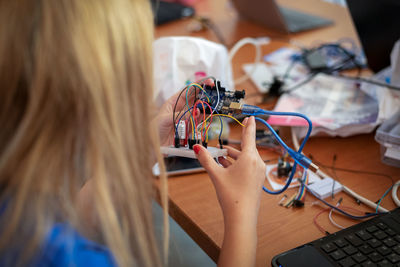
[193,145,200,155]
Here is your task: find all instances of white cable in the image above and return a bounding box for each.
[392,181,400,207]
[329,204,345,229]
[228,37,263,85]
[290,127,389,213]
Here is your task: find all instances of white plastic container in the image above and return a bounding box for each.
[375,111,400,167]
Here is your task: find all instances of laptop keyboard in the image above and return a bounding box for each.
[319,221,400,266]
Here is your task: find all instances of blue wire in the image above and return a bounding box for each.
[240,104,314,195]
[256,116,297,194]
[304,182,385,219]
[375,185,393,213]
[243,105,312,152]
[254,117,304,194]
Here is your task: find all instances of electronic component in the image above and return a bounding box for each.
[167,78,319,198]
[277,157,292,177]
[177,120,186,147]
[199,81,245,115]
[169,79,246,159]
[307,177,343,199]
[302,49,328,72]
[268,76,285,96]
[161,146,227,159]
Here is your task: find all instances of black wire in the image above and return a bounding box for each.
[330,74,400,91]
[282,59,297,81]
[309,155,395,185]
[305,43,362,73]
[173,77,217,138]
[283,73,318,93]
[300,43,400,91]
[172,86,190,137]
[283,44,361,93]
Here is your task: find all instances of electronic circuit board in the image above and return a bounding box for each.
[198,81,245,115]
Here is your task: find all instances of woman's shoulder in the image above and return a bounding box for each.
[35,223,116,267]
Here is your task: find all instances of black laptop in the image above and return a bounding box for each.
[271,208,400,267]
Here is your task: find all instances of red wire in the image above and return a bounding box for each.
[313,208,330,235]
[193,100,214,142]
[199,101,213,142]
[193,100,205,141]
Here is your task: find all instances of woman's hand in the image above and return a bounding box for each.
[156,79,214,146]
[193,116,266,267]
[193,116,266,222]
[156,90,189,147]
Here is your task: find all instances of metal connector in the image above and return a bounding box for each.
[229,102,243,111]
[308,162,319,173]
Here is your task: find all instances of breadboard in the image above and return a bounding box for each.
[160,146,227,159]
[307,177,343,199]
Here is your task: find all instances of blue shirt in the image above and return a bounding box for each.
[2,223,116,267]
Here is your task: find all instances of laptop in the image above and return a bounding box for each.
[231,0,333,33]
[271,208,400,266]
[346,0,400,72]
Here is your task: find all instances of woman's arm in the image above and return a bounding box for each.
[193,116,266,267]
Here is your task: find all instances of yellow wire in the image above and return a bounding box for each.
[205,114,245,142]
[210,114,244,127]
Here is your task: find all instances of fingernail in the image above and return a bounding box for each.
[193,145,201,155]
[243,117,249,125]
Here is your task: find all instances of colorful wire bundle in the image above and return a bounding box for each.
[173,78,243,146]
[295,170,308,202]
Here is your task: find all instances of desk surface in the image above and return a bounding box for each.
[155,1,400,266]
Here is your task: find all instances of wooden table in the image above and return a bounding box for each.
[155,0,400,266]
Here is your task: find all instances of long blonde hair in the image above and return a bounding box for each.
[0,0,168,266]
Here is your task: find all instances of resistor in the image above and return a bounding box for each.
[177,121,186,146]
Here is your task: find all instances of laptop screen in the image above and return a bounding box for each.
[346,0,400,72]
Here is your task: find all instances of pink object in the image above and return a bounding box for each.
[194,71,207,81]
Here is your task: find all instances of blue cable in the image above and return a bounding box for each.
[304,182,385,219]
[242,104,312,152]
[255,117,300,194]
[375,185,393,213]
[241,104,314,195]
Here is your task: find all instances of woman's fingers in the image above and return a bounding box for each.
[194,145,221,178]
[201,78,214,86]
[241,116,256,152]
[218,156,232,168]
[223,146,241,160]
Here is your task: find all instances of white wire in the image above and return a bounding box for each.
[329,203,345,229]
[290,127,389,213]
[228,37,263,85]
[392,181,400,207]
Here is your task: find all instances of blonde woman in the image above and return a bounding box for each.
[0,1,266,267]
